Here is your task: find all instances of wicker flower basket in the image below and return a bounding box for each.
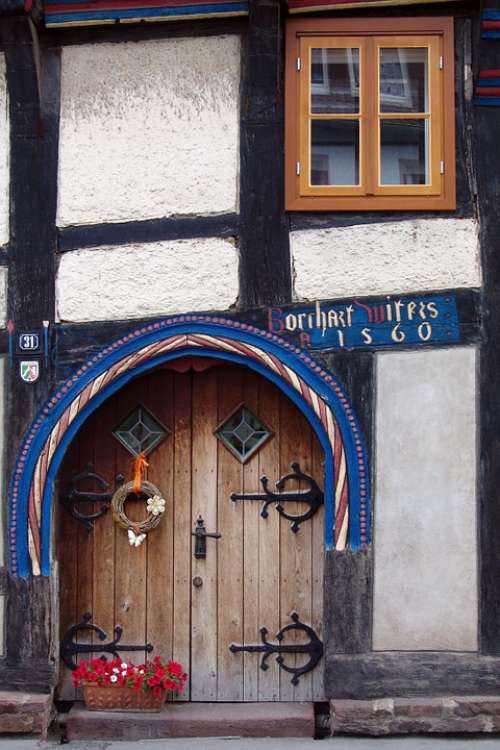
[83,682,166,712]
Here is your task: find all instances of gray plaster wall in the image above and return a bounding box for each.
[373,347,477,651]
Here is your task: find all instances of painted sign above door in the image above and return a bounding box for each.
[247,293,460,352]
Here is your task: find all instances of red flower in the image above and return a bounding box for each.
[71,656,188,695]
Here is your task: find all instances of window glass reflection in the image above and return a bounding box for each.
[311,120,360,185]
[311,48,360,114]
[380,119,428,185]
[380,48,428,113]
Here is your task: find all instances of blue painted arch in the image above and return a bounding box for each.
[8,317,370,577]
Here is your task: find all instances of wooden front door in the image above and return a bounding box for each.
[57,363,324,701]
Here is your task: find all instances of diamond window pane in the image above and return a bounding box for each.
[113,406,169,457]
[215,404,273,463]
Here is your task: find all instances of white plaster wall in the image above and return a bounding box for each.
[57,36,240,227]
[292,219,480,300]
[373,347,477,651]
[0,54,9,248]
[56,238,239,322]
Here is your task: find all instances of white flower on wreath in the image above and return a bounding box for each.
[147,494,166,517]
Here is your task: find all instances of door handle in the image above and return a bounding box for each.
[192,515,221,559]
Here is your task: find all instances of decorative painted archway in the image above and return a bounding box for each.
[8,316,370,577]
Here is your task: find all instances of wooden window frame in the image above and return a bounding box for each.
[285,17,456,211]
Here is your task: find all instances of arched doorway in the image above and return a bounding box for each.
[57,361,325,702]
[9,317,370,580]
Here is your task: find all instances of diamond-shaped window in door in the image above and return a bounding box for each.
[113,405,169,457]
[215,404,273,464]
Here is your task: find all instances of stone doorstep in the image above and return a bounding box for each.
[66,701,315,741]
[0,691,54,738]
[330,696,500,736]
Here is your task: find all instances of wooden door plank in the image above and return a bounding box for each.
[56,435,80,700]
[76,413,95,692]
[279,395,313,701]
[114,377,148,662]
[311,436,325,701]
[171,371,192,701]
[91,396,117,665]
[216,366,244,701]
[242,370,260,701]
[290,419,314,703]
[144,370,175,670]
[256,377,281,702]
[191,368,218,701]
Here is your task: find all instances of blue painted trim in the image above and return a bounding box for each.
[477,78,500,86]
[45,2,247,22]
[474,96,500,105]
[481,31,500,38]
[9,319,370,577]
[483,9,500,19]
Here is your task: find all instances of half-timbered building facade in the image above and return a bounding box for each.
[0,0,499,736]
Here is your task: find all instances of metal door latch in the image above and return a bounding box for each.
[192,515,221,559]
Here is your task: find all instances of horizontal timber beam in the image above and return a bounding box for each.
[58,213,240,253]
[325,652,500,699]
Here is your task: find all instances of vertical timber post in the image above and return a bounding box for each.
[239,0,292,307]
[1,18,59,689]
[476,0,500,655]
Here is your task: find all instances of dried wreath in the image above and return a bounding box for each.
[111,453,166,547]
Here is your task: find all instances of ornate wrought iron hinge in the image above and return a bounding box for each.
[59,464,125,532]
[229,612,323,685]
[231,462,323,532]
[60,612,153,671]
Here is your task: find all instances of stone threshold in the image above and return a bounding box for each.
[65,701,316,741]
[330,696,500,735]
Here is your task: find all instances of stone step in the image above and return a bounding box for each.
[0,691,54,737]
[65,701,315,741]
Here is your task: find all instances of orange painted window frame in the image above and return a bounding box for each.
[285,17,456,211]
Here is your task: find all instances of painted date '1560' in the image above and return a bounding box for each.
[265,294,460,351]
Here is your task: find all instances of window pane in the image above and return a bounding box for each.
[311,48,360,114]
[380,119,429,185]
[311,120,359,185]
[380,48,428,113]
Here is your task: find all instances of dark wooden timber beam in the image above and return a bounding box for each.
[238,0,291,307]
[1,20,60,681]
[474,0,500,655]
